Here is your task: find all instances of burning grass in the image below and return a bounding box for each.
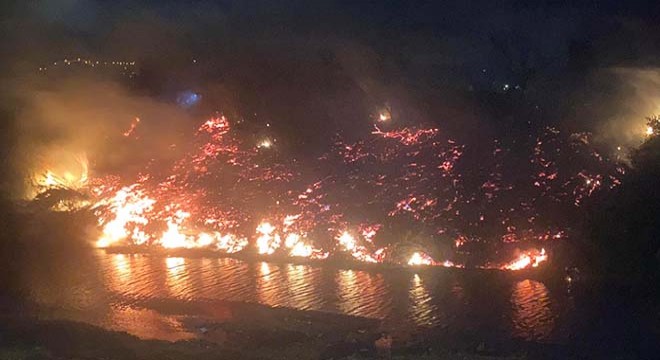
[27,113,627,272]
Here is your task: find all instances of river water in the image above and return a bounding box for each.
[24,250,575,343]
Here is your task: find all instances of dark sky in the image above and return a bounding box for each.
[10,1,658,74]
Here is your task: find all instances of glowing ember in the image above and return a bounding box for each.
[371,124,439,145]
[123,117,141,137]
[35,113,621,272]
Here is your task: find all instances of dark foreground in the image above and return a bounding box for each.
[3,274,660,360]
[0,299,556,360]
[3,284,660,359]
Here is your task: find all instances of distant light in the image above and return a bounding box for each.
[176,91,201,108]
[617,146,621,151]
[503,84,510,91]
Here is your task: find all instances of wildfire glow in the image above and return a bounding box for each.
[34,153,89,193]
[256,222,281,255]
[501,248,548,271]
[336,231,385,263]
[31,114,594,272]
[96,186,155,248]
[95,186,248,252]
[408,252,434,266]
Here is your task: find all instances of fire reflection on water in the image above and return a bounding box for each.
[254,262,324,310]
[336,269,391,318]
[510,279,555,340]
[336,269,358,315]
[103,306,195,342]
[285,264,323,310]
[256,262,281,306]
[165,257,193,299]
[106,255,155,299]
[408,274,437,327]
[66,252,565,342]
[43,253,195,341]
[108,254,131,293]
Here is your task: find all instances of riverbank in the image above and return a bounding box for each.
[0,300,535,360]
[103,246,554,282]
[3,279,659,360]
[0,319,527,360]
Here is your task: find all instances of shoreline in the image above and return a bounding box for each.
[102,246,553,281]
[1,298,545,360]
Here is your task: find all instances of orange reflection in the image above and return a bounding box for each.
[204,258,250,301]
[336,269,390,318]
[510,279,555,340]
[200,258,213,286]
[103,305,195,342]
[166,257,185,274]
[113,254,131,276]
[336,269,358,315]
[256,262,287,307]
[165,257,192,299]
[285,264,321,310]
[408,274,436,327]
[260,262,271,281]
[104,253,166,298]
[107,254,132,293]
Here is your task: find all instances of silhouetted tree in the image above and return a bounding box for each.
[587,132,660,285]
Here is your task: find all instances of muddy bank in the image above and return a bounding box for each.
[0,318,528,360]
[0,300,538,360]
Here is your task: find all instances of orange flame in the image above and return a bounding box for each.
[501,248,547,271]
[407,252,434,266]
[81,115,556,271]
[96,186,155,248]
[336,231,386,263]
[34,153,89,194]
[256,222,281,255]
